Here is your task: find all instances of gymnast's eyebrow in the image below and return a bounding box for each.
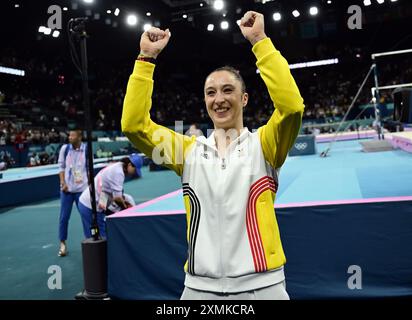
[205,84,236,91]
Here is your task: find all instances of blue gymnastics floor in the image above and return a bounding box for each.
[278,139,412,203]
[131,139,412,213]
[0,165,59,181]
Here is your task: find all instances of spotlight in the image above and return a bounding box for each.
[114,8,120,16]
[220,20,229,30]
[183,14,188,18]
[38,26,46,33]
[214,0,224,11]
[207,24,214,31]
[292,10,300,18]
[107,10,111,14]
[363,0,372,5]
[272,12,281,21]
[83,0,94,4]
[309,6,319,16]
[377,0,384,3]
[143,23,152,31]
[126,14,138,26]
[52,30,60,38]
[44,27,52,35]
[146,12,151,16]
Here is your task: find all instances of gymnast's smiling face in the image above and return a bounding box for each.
[204,70,249,131]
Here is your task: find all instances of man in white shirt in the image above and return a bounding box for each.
[78,154,142,238]
[57,129,88,256]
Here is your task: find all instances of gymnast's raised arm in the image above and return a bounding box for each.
[121,27,196,176]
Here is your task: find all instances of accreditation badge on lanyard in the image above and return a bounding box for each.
[69,145,85,185]
[73,167,84,184]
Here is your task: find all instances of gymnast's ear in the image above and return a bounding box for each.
[242,92,249,108]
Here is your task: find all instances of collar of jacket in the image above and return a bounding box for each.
[201,127,250,152]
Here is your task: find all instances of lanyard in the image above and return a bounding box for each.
[67,144,85,180]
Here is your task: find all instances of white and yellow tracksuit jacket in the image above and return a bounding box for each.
[122,38,305,293]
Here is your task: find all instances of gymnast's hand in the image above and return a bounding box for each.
[139,27,171,59]
[238,11,267,46]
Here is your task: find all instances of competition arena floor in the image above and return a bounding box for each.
[1,138,411,299]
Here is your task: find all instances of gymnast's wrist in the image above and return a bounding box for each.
[137,52,157,63]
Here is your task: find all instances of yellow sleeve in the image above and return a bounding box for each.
[121,60,196,176]
[254,38,305,169]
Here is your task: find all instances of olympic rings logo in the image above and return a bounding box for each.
[294,142,308,151]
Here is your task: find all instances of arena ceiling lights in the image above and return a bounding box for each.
[126,14,138,26]
[143,23,152,31]
[57,0,401,35]
[309,6,319,16]
[213,0,224,11]
[71,1,154,30]
[0,66,25,77]
[38,25,60,38]
[220,20,229,30]
[272,12,281,22]
[363,0,398,7]
[289,58,339,70]
[256,58,339,74]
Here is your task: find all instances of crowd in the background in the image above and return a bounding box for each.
[0,120,67,146]
[1,46,412,160]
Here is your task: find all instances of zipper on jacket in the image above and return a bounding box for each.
[221,158,226,170]
[217,158,225,283]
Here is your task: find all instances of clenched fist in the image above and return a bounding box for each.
[238,11,267,46]
[139,27,171,59]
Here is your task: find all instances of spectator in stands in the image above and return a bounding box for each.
[57,129,88,257]
[0,154,15,171]
[29,153,40,167]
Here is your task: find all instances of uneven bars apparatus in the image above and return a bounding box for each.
[320,47,412,157]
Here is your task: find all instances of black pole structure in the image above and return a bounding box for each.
[68,18,108,300]
[371,61,384,140]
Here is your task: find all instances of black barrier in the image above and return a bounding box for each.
[107,200,412,300]
[0,166,104,208]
